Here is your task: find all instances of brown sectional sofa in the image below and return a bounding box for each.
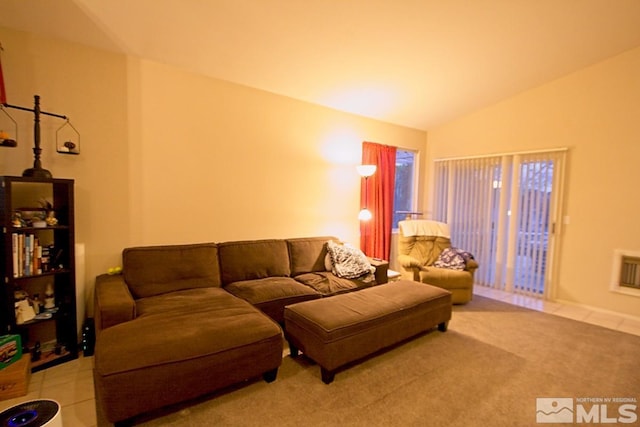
[93,236,388,424]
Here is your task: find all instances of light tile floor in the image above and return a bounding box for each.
[1,289,639,427]
[0,353,96,426]
[474,286,640,336]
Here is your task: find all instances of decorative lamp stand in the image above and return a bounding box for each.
[0,95,80,179]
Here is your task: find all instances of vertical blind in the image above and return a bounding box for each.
[433,149,566,298]
[433,156,502,287]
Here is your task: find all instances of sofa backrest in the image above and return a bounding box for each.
[218,239,291,285]
[286,236,337,276]
[123,243,221,298]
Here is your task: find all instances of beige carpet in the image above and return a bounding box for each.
[127,296,640,426]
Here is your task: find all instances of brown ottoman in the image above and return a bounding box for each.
[284,280,452,383]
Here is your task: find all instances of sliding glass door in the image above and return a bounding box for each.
[432,149,566,298]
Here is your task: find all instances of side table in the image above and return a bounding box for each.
[388,269,401,282]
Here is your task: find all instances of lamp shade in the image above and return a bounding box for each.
[358,208,372,221]
[356,164,377,177]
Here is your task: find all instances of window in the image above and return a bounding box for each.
[392,149,417,229]
[432,149,567,298]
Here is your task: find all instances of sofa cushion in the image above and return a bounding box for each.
[95,287,282,377]
[225,276,320,323]
[123,243,221,299]
[286,236,337,276]
[294,271,375,296]
[218,239,291,284]
[135,287,229,318]
[418,266,474,289]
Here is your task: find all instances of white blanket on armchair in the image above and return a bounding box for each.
[399,220,451,238]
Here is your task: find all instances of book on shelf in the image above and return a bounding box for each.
[12,233,19,278]
[11,233,52,278]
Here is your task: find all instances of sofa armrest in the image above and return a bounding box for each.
[466,258,479,274]
[397,254,423,269]
[368,258,389,284]
[94,273,136,335]
[397,254,424,281]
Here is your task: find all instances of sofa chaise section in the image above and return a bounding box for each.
[93,243,283,424]
[95,287,282,423]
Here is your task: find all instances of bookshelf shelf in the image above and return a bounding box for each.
[1,176,78,372]
[8,225,71,232]
[12,270,72,280]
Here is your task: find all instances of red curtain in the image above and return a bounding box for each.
[360,142,396,260]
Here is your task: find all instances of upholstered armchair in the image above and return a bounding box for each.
[397,220,478,304]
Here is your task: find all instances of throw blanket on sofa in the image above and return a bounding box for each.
[326,240,375,279]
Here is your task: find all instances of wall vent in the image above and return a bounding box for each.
[619,256,640,289]
[611,250,640,297]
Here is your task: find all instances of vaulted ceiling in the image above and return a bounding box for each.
[2,0,640,130]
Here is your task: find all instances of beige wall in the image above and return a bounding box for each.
[0,28,131,318]
[0,27,426,317]
[126,58,426,245]
[426,46,640,317]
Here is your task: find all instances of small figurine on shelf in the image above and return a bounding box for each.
[44,283,55,309]
[11,211,25,227]
[45,211,58,226]
[14,288,28,301]
[39,199,58,226]
[31,293,41,314]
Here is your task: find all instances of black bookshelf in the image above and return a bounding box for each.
[0,176,78,371]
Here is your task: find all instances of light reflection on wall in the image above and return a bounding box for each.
[319,127,361,164]
[318,126,362,244]
[319,126,361,197]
